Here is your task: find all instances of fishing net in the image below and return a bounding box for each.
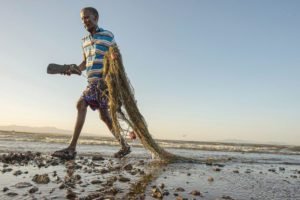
[103,45,195,163]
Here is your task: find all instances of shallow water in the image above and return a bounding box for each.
[0,131,300,199]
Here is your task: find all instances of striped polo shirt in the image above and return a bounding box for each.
[82,27,115,82]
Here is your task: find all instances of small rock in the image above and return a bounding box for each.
[222,195,234,199]
[175,187,185,192]
[138,160,145,166]
[233,170,239,173]
[268,169,276,173]
[159,183,165,189]
[32,174,50,184]
[152,191,163,199]
[213,167,221,172]
[118,176,130,182]
[28,186,39,193]
[279,167,285,171]
[2,168,13,173]
[190,190,201,196]
[13,170,22,176]
[3,187,9,192]
[14,182,32,188]
[49,188,55,194]
[92,155,104,161]
[91,180,102,184]
[187,173,191,176]
[100,168,109,174]
[163,190,170,196]
[59,184,65,189]
[152,187,160,193]
[123,164,133,171]
[74,174,81,180]
[208,176,214,182]
[66,189,77,199]
[6,192,18,197]
[139,170,145,175]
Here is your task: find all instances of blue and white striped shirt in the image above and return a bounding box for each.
[82,27,115,82]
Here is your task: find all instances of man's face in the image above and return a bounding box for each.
[80,10,98,32]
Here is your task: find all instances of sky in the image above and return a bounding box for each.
[0,1,299,145]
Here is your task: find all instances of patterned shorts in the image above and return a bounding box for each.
[82,80,108,110]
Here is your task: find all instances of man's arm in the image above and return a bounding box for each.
[78,60,86,71]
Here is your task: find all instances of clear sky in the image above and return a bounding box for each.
[0,1,299,145]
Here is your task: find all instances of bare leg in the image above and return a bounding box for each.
[68,98,88,150]
[99,108,129,149]
[52,97,87,159]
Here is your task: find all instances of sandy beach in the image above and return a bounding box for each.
[0,131,299,199]
[0,151,299,200]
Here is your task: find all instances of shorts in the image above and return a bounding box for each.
[82,80,108,110]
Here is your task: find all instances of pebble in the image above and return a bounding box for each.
[118,176,130,182]
[92,155,105,161]
[190,190,201,196]
[6,192,18,197]
[213,167,221,172]
[268,169,276,173]
[2,168,13,173]
[100,168,109,174]
[151,187,163,199]
[159,183,165,189]
[14,182,32,188]
[32,174,50,184]
[91,180,102,184]
[175,187,185,192]
[208,176,214,182]
[13,170,23,176]
[66,189,77,199]
[163,190,170,196]
[28,186,39,193]
[123,164,133,171]
[3,187,9,192]
[59,183,65,189]
[49,188,55,194]
[222,195,235,199]
[74,174,81,180]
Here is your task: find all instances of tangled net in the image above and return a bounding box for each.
[103,45,198,163]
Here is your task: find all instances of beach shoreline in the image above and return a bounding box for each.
[0,150,299,200]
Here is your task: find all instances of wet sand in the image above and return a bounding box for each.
[0,151,300,200]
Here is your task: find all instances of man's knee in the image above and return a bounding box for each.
[76,98,87,111]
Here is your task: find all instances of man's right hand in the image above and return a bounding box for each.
[62,64,81,76]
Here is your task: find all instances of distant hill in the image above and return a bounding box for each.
[217,139,288,146]
[0,125,72,135]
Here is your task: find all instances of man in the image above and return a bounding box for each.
[52,7,131,159]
